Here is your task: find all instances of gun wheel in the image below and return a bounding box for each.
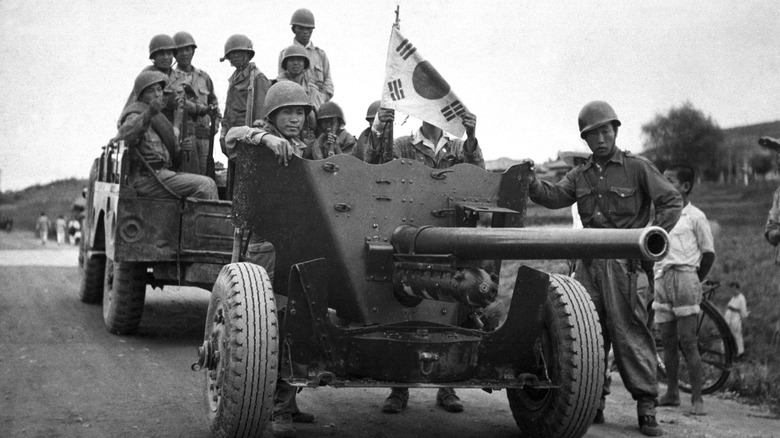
[102,259,146,334]
[507,273,604,438]
[204,262,278,438]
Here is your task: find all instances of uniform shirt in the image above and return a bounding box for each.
[655,202,714,273]
[222,62,271,138]
[354,126,378,162]
[309,128,357,159]
[115,104,173,169]
[277,71,327,111]
[529,149,682,232]
[175,65,218,136]
[122,66,185,125]
[277,40,334,103]
[370,127,484,169]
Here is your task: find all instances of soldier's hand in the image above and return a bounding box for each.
[148,99,163,116]
[208,104,221,119]
[180,137,193,151]
[378,108,395,123]
[462,111,477,139]
[326,132,337,144]
[520,159,537,181]
[262,134,294,166]
[219,136,227,156]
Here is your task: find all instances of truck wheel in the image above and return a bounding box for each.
[103,258,146,334]
[507,273,605,438]
[78,251,105,304]
[204,262,278,438]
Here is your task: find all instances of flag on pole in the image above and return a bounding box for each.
[381,26,468,138]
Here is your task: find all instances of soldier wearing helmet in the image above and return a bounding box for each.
[277,44,320,145]
[113,70,218,200]
[353,100,381,161]
[526,100,682,437]
[220,34,272,159]
[277,8,334,107]
[309,101,357,159]
[223,81,315,437]
[173,31,220,177]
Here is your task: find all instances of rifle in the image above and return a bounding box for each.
[175,84,201,174]
[206,108,217,179]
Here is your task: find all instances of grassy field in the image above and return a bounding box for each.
[514,181,780,411]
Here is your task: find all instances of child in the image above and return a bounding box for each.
[724,282,749,358]
[653,164,715,416]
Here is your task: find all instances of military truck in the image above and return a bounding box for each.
[78,140,233,334]
[191,144,670,438]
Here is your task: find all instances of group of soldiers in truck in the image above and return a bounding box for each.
[112,7,687,437]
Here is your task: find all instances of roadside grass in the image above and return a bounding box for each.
[501,182,780,412]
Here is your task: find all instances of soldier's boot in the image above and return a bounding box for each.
[382,387,409,413]
[436,388,464,413]
[271,411,297,438]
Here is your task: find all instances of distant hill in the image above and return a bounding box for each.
[723,120,780,138]
[0,178,88,232]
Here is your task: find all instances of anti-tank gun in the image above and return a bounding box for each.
[195,144,669,438]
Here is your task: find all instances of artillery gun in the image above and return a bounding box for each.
[193,144,669,438]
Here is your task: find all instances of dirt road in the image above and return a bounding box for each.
[0,231,777,437]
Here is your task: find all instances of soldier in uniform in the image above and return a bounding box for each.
[308,101,357,159]
[526,101,682,436]
[277,44,319,145]
[220,34,272,157]
[123,35,183,124]
[278,8,334,107]
[224,81,315,438]
[373,108,484,415]
[115,71,218,200]
[173,31,220,176]
[353,100,381,162]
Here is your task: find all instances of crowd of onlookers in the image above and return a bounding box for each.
[34,212,82,246]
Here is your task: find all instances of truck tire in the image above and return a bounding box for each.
[103,258,146,335]
[507,273,604,438]
[204,262,278,438]
[78,252,105,304]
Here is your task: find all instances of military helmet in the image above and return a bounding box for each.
[133,70,169,100]
[281,45,310,70]
[578,101,621,138]
[365,100,381,122]
[263,81,312,119]
[290,8,315,27]
[220,34,254,62]
[173,31,197,49]
[148,34,177,59]
[317,101,344,121]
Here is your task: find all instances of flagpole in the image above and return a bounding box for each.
[378,6,401,164]
[394,5,400,29]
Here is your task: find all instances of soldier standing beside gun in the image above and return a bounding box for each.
[526,101,682,437]
[173,31,220,177]
[309,101,356,158]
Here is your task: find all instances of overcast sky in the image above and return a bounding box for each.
[1,0,779,191]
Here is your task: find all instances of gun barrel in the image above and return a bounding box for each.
[392,225,669,261]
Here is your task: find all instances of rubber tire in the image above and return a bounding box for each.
[204,262,279,438]
[658,300,736,395]
[78,252,105,304]
[103,258,146,335]
[507,273,605,438]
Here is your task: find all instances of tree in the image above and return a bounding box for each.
[641,101,724,181]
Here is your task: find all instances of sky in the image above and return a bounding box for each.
[1,0,779,191]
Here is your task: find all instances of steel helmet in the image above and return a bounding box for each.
[281,45,310,70]
[263,81,312,119]
[317,101,344,122]
[173,31,197,49]
[220,34,254,62]
[148,34,177,59]
[133,70,169,100]
[365,100,381,122]
[290,8,315,27]
[578,101,621,138]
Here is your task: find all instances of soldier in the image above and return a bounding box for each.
[526,101,682,436]
[123,35,183,124]
[374,109,484,415]
[759,136,780,252]
[224,81,315,438]
[114,71,218,200]
[308,101,357,159]
[353,100,381,162]
[278,8,333,106]
[173,31,220,176]
[277,44,319,145]
[220,34,272,157]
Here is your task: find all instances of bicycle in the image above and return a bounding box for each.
[655,280,737,395]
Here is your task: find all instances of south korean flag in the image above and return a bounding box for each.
[381,26,468,138]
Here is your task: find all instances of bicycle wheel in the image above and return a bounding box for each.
[672,300,737,394]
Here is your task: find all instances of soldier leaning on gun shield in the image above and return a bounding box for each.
[523,101,682,437]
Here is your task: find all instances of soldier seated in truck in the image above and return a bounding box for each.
[114,70,218,200]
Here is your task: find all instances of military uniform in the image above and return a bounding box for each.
[277,41,333,107]
[529,149,682,418]
[176,66,218,174]
[222,62,271,143]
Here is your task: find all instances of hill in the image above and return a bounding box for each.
[0,178,88,232]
